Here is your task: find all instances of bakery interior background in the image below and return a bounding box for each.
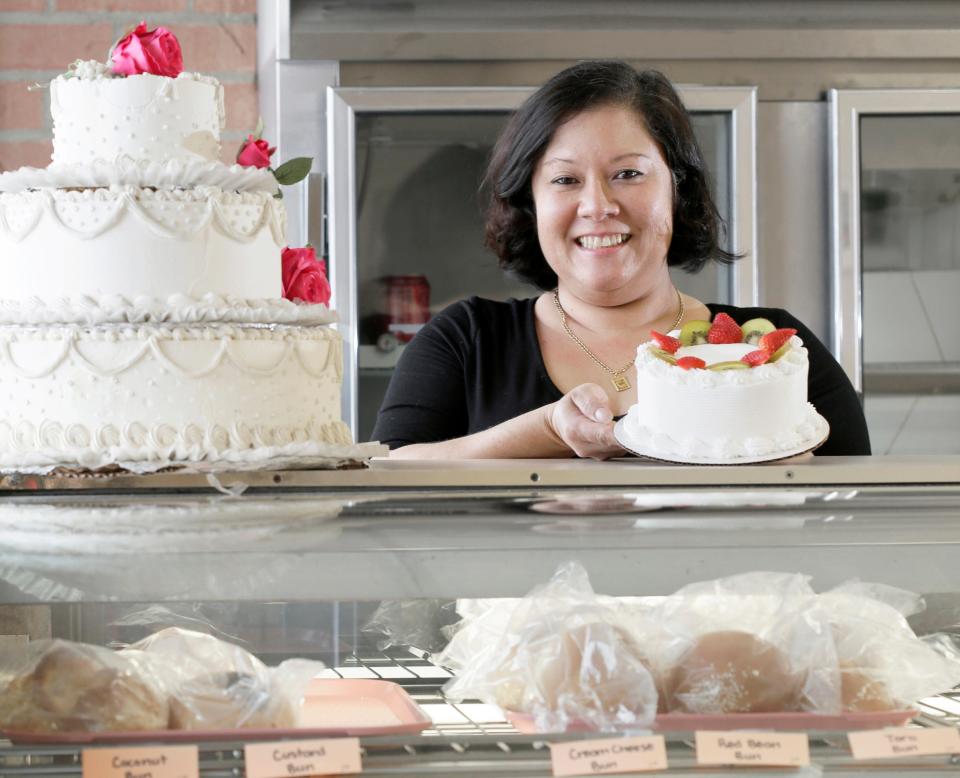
[2,0,959,454]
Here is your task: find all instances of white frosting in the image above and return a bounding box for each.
[0,323,353,468]
[50,72,224,166]
[676,342,756,363]
[624,336,828,460]
[0,57,362,472]
[0,294,335,326]
[66,60,110,80]
[0,157,278,194]
[0,187,285,301]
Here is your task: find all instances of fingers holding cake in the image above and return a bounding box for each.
[547,383,624,460]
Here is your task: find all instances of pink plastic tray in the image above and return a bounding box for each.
[300,678,433,735]
[3,679,432,744]
[506,708,917,735]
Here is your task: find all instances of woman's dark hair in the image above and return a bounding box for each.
[483,60,740,290]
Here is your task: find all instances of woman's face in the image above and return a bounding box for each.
[531,103,674,305]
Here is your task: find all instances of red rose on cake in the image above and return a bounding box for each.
[110,22,183,78]
[236,135,277,169]
[282,246,331,305]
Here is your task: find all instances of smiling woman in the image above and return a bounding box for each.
[371,60,870,459]
[532,105,677,308]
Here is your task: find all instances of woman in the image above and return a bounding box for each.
[372,61,870,459]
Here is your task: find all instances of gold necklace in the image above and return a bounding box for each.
[552,287,684,392]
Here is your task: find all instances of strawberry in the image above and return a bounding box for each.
[741,349,770,367]
[707,312,742,344]
[677,356,707,370]
[758,328,797,354]
[650,330,681,354]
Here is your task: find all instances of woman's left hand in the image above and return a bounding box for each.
[546,383,627,460]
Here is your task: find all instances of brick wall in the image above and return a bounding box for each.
[0,0,258,171]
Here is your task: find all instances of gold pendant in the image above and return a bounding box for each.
[611,374,630,392]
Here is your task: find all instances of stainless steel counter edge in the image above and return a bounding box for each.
[1,455,958,492]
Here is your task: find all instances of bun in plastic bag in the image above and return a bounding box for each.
[0,640,168,733]
[665,630,804,713]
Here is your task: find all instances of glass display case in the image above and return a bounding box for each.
[1,458,960,776]
[327,87,758,441]
[829,89,960,456]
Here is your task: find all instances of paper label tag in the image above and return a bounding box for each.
[244,738,362,778]
[82,745,198,778]
[695,731,810,767]
[848,727,960,759]
[549,735,668,775]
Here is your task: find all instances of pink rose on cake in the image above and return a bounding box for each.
[236,120,313,188]
[282,246,331,305]
[237,136,277,169]
[110,22,183,78]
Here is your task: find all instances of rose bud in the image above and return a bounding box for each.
[237,135,277,169]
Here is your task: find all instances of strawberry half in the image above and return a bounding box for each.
[707,312,742,344]
[677,356,707,370]
[741,349,770,367]
[650,330,681,353]
[759,328,797,354]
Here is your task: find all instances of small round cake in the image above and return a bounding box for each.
[619,314,828,462]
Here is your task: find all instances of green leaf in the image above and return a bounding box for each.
[273,157,313,186]
[254,116,264,140]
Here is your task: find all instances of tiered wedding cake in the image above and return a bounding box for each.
[0,24,379,471]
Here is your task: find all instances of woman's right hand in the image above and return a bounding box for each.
[546,383,626,460]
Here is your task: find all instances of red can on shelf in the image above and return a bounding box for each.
[384,275,431,343]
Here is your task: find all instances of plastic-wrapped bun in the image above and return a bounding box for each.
[494,617,658,724]
[817,582,960,711]
[168,671,297,729]
[127,628,323,730]
[665,630,804,713]
[840,664,896,712]
[437,561,659,732]
[655,572,839,713]
[0,640,168,733]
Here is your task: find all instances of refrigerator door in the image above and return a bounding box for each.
[328,86,757,441]
[829,89,960,454]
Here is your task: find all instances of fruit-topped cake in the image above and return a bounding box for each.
[619,313,829,462]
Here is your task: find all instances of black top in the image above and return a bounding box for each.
[372,297,871,456]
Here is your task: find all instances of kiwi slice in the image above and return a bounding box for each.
[707,360,750,371]
[768,342,792,363]
[650,347,678,365]
[740,317,776,345]
[678,319,711,346]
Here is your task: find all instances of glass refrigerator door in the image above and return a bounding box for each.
[830,90,960,454]
[328,87,757,442]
